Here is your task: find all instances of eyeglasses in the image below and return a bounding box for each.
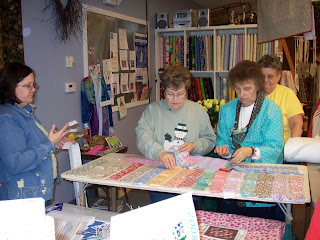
[263,74,278,80]
[17,82,39,90]
[165,91,186,100]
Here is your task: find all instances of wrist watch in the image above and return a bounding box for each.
[250,147,257,158]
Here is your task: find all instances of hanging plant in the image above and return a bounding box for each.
[42,0,82,43]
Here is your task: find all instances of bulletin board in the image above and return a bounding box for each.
[82,4,150,112]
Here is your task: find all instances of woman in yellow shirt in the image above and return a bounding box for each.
[258,55,304,143]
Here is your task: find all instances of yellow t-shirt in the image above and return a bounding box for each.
[266,84,304,143]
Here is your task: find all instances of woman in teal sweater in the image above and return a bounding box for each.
[215,60,285,221]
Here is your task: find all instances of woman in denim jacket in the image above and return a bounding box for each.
[0,62,71,202]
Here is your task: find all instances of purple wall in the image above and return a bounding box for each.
[20,0,199,203]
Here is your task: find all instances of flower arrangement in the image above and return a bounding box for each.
[197,99,226,127]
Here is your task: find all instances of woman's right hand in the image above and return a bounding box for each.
[214,145,230,157]
[158,152,177,169]
[48,123,70,145]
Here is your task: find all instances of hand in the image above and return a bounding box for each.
[54,136,75,149]
[48,123,70,145]
[158,152,177,169]
[179,142,195,153]
[230,147,251,164]
[214,145,230,157]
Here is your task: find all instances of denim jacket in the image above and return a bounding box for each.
[0,103,55,200]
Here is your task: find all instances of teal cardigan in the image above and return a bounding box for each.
[216,97,284,207]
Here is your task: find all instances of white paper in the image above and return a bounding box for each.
[119,28,129,50]
[110,192,200,240]
[62,141,73,150]
[69,120,78,127]
[129,50,136,70]
[69,128,78,133]
[129,72,136,92]
[117,96,127,119]
[102,59,113,85]
[119,49,129,70]
[112,73,120,95]
[136,68,148,84]
[47,210,95,240]
[110,32,119,72]
[120,73,129,93]
[0,198,55,240]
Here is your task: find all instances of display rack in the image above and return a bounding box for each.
[154,24,258,101]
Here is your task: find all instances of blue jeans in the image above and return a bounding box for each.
[149,191,202,210]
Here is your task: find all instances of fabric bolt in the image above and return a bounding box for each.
[173,146,199,169]
[132,167,166,185]
[118,165,155,183]
[209,171,229,194]
[226,170,243,179]
[66,158,108,176]
[223,179,242,198]
[107,163,144,181]
[178,169,204,188]
[232,165,301,175]
[288,175,305,201]
[162,168,195,188]
[196,210,286,240]
[239,180,257,197]
[147,167,182,186]
[252,173,274,198]
[118,156,165,167]
[243,172,259,181]
[271,174,288,201]
[223,170,243,197]
[87,160,132,180]
[193,169,216,191]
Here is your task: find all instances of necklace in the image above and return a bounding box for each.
[238,108,244,131]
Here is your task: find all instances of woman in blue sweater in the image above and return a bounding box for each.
[215,60,285,220]
[0,62,71,202]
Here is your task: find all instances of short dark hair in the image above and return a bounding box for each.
[228,60,264,91]
[160,65,192,91]
[258,54,281,74]
[0,62,34,105]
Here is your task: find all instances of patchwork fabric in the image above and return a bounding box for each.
[193,169,216,191]
[147,168,182,187]
[173,146,199,169]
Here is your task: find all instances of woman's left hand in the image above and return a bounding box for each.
[179,142,195,153]
[54,136,75,149]
[230,147,252,164]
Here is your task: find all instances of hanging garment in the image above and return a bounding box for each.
[81,74,113,136]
